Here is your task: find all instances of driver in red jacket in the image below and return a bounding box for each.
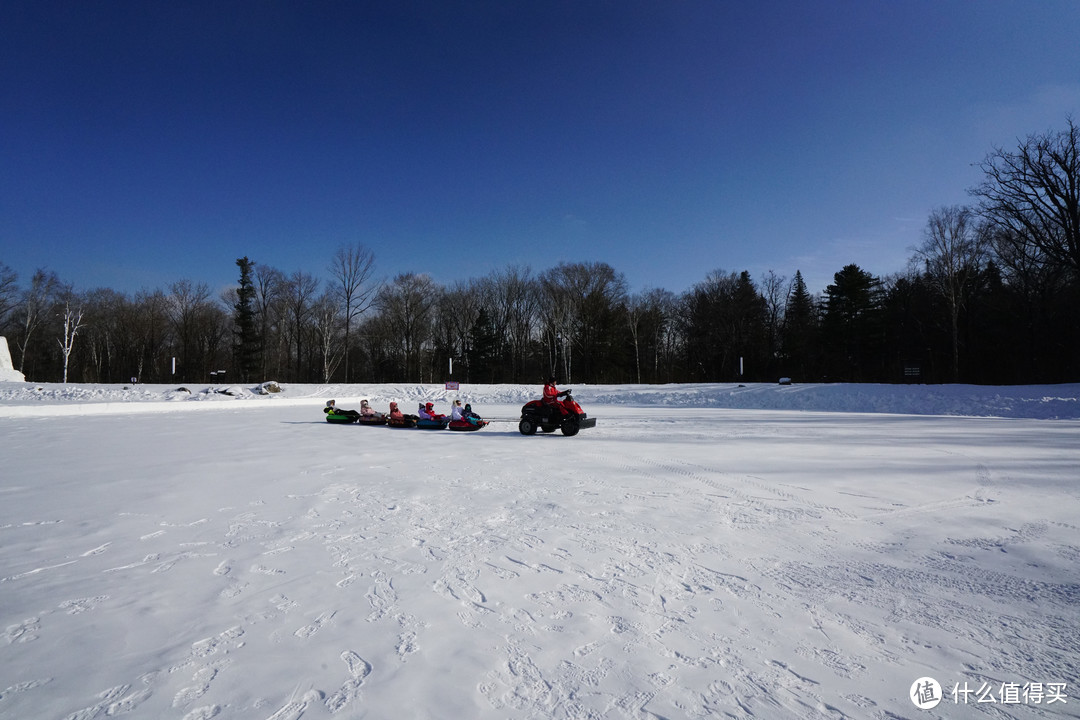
[543,376,569,412]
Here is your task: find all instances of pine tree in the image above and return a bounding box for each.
[822,264,885,381]
[780,270,819,380]
[234,257,261,382]
[731,271,768,380]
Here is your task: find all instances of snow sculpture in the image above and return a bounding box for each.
[0,336,26,382]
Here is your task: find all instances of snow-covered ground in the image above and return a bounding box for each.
[1,381,1078,719]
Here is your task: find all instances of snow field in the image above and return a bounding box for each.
[1,384,1078,719]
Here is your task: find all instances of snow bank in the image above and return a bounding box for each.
[0,380,1077,419]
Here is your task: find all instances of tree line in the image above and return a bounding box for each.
[3,119,1079,386]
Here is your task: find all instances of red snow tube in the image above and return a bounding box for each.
[448,419,488,431]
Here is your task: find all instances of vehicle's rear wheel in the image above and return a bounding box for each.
[518,418,537,435]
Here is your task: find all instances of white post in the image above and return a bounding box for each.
[449,357,453,376]
[172,357,176,375]
[739,356,744,376]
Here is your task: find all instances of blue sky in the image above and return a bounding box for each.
[3,1,1079,298]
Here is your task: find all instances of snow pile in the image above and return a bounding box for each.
[0,337,25,383]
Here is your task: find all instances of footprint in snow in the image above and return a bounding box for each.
[181,705,221,720]
[58,595,109,615]
[4,617,40,644]
[0,677,52,700]
[173,662,227,708]
[266,689,323,720]
[294,611,336,639]
[324,652,371,713]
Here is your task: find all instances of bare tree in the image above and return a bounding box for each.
[538,262,627,383]
[486,265,538,382]
[376,273,439,382]
[133,290,172,382]
[760,270,788,368]
[312,291,344,382]
[916,206,989,380]
[435,280,482,380]
[624,293,647,384]
[16,269,60,372]
[195,303,230,382]
[57,293,84,383]
[649,288,680,381]
[0,262,18,332]
[538,270,577,382]
[79,288,120,382]
[283,271,320,381]
[167,280,213,381]
[253,264,286,379]
[972,117,1080,280]
[329,244,378,381]
[625,287,676,384]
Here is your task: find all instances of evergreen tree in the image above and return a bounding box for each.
[234,257,261,382]
[822,264,885,381]
[780,270,819,380]
[882,274,942,382]
[731,271,769,380]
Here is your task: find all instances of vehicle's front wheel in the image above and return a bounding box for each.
[561,419,580,436]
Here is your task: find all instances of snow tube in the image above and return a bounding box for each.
[356,414,387,426]
[415,418,449,430]
[325,413,357,424]
[448,420,487,431]
[387,416,418,428]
